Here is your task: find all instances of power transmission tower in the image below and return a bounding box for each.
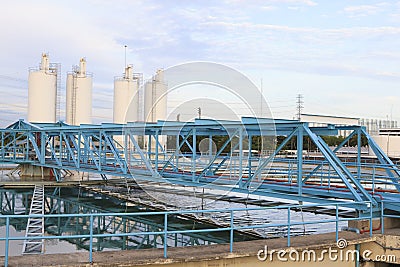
[296,94,304,121]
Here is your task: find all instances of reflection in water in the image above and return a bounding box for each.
[0,187,255,256]
[0,170,346,256]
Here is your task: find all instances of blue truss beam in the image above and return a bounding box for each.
[161,128,194,173]
[303,125,376,205]
[1,118,399,212]
[363,128,400,191]
[302,129,358,184]
[197,129,240,181]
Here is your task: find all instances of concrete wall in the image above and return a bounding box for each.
[133,244,366,267]
[136,255,355,267]
[371,135,400,158]
[8,235,399,267]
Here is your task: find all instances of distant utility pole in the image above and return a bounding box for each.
[197,107,202,119]
[296,94,304,121]
[124,45,127,67]
[260,78,263,117]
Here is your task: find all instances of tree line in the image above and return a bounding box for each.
[168,134,368,154]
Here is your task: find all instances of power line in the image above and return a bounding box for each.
[0,74,27,83]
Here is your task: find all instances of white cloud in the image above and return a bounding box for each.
[0,1,125,81]
[344,2,389,18]
[0,0,399,123]
[223,0,316,7]
[261,5,277,11]
[193,19,400,83]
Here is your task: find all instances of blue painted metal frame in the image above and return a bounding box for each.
[1,118,400,212]
[303,125,376,205]
[0,201,374,266]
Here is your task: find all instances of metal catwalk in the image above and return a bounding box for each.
[1,117,399,213]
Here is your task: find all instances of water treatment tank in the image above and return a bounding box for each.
[66,58,93,125]
[113,65,140,123]
[144,69,167,122]
[28,53,58,123]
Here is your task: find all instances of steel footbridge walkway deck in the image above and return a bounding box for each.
[1,117,400,214]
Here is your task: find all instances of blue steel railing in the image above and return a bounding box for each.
[0,201,375,266]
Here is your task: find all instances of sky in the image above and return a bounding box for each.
[0,0,400,126]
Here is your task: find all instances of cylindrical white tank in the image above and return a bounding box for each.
[66,58,93,125]
[144,81,154,122]
[113,65,140,123]
[28,53,57,123]
[144,69,167,123]
[143,69,167,150]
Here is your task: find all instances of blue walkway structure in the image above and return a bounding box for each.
[1,118,400,213]
[0,187,244,252]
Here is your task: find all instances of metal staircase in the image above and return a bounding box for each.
[22,185,45,254]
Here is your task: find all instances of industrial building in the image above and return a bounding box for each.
[360,118,398,135]
[373,128,400,158]
[301,113,399,158]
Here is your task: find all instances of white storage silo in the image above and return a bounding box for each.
[66,58,93,125]
[144,69,167,150]
[28,53,58,123]
[113,65,140,123]
[144,69,167,123]
[144,81,154,122]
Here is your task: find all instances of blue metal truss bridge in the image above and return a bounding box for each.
[1,117,400,213]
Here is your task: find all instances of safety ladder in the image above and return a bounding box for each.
[22,185,45,254]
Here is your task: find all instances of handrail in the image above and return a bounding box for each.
[0,201,374,266]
